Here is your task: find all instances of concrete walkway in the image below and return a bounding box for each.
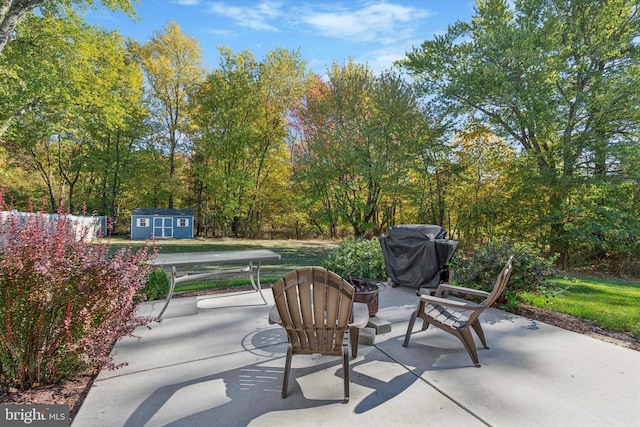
[72,285,640,426]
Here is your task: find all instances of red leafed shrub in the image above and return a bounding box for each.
[0,200,155,391]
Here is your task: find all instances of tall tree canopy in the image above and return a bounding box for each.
[400,0,640,265]
[0,10,145,213]
[292,60,427,237]
[132,21,205,209]
[190,47,309,237]
[0,0,137,54]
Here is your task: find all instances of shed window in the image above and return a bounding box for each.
[137,218,149,227]
[177,218,189,227]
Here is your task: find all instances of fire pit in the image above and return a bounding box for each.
[343,276,380,317]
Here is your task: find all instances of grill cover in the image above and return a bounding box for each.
[379,224,458,290]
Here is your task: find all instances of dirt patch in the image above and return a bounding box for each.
[0,369,97,423]
[2,290,638,423]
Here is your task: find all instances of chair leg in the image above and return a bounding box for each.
[457,329,481,367]
[403,309,419,347]
[470,320,488,349]
[342,347,350,403]
[282,344,293,398]
[349,326,359,358]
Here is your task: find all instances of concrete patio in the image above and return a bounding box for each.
[72,285,640,426]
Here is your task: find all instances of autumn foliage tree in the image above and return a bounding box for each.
[1,0,638,274]
[0,10,146,216]
[291,60,428,237]
[448,123,516,245]
[189,47,308,237]
[132,21,206,209]
[400,0,640,267]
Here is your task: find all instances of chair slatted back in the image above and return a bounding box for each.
[273,267,355,356]
[481,256,514,309]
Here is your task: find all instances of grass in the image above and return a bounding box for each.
[520,276,640,339]
[106,237,339,292]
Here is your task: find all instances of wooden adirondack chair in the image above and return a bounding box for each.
[403,257,514,367]
[269,267,369,402]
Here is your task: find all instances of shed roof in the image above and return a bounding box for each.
[132,208,194,216]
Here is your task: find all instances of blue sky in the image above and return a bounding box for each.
[85,0,476,76]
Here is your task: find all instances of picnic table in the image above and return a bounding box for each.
[148,249,281,319]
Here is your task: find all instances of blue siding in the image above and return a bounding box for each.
[130,208,194,240]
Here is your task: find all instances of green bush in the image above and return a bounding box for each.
[139,268,170,301]
[323,238,387,280]
[450,239,557,309]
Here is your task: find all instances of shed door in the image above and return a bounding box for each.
[153,217,173,238]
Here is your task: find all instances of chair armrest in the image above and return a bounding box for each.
[435,284,490,299]
[349,302,370,329]
[419,294,484,311]
[268,305,282,325]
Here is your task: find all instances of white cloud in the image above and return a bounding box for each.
[197,1,438,74]
[295,2,434,73]
[203,28,237,39]
[300,2,432,44]
[207,1,283,32]
[359,44,409,72]
[172,0,201,5]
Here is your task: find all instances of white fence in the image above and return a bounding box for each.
[0,211,108,242]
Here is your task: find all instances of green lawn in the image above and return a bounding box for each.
[521,276,640,339]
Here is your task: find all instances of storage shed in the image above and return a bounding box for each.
[130,208,194,240]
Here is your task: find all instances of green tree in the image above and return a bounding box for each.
[0,11,145,215]
[56,22,145,216]
[289,75,340,237]
[292,60,425,236]
[0,0,136,56]
[449,123,516,244]
[248,47,309,236]
[400,0,640,265]
[402,105,455,229]
[133,21,205,209]
[190,47,308,237]
[191,48,262,236]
